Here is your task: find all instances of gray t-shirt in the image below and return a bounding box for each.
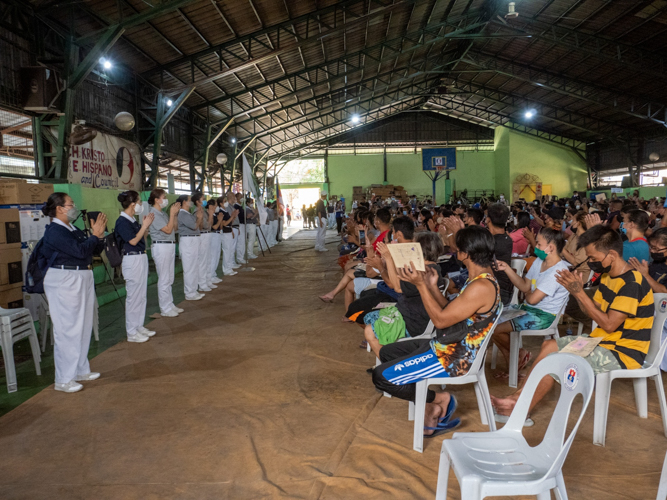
[202,210,212,231]
[225,203,239,226]
[178,209,199,236]
[149,206,175,242]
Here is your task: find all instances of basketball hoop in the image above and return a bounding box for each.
[436,165,445,172]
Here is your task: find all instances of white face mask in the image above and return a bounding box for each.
[160,198,168,208]
[134,202,144,215]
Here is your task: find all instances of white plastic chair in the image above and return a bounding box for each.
[575,270,597,335]
[409,303,503,453]
[435,352,595,500]
[509,259,527,306]
[657,449,667,500]
[0,307,42,393]
[593,293,667,446]
[491,301,567,388]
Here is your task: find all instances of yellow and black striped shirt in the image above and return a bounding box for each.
[591,270,654,369]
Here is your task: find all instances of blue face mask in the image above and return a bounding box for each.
[620,222,626,235]
[529,215,534,220]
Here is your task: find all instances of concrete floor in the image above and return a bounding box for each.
[0,229,666,499]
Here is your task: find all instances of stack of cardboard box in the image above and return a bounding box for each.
[0,179,54,205]
[0,209,23,309]
[352,186,365,202]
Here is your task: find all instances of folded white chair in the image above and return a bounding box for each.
[593,293,667,446]
[436,352,594,500]
[0,307,42,393]
[410,303,503,453]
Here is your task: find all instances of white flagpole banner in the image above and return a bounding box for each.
[242,155,268,225]
[67,130,142,191]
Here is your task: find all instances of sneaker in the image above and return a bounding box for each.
[207,283,218,289]
[223,271,238,276]
[318,248,329,252]
[236,260,248,264]
[199,286,212,292]
[75,372,100,382]
[186,294,204,301]
[211,277,223,283]
[128,333,150,343]
[248,254,258,259]
[55,381,83,393]
[137,326,156,337]
[161,309,179,317]
[231,264,241,269]
[171,307,185,313]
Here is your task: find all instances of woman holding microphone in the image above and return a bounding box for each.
[177,194,204,300]
[148,189,182,317]
[115,191,155,343]
[42,192,106,393]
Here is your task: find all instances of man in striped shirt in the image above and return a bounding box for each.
[491,225,654,420]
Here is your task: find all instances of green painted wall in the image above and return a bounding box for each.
[494,126,511,198]
[328,150,496,205]
[508,131,588,198]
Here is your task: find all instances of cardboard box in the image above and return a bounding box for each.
[0,247,23,286]
[0,208,21,248]
[0,179,53,205]
[19,208,49,242]
[0,283,23,309]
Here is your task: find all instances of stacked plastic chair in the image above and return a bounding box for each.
[0,307,42,393]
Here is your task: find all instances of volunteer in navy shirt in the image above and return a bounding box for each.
[41,193,106,394]
[115,190,155,343]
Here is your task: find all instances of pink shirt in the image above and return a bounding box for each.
[509,229,529,255]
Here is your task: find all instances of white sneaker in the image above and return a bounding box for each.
[186,294,204,301]
[211,277,223,283]
[55,381,83,393]
[75,372,100,381]
[161,309,179,317]
[231,264,241,269]
[318,248,329,252]
[207,283,218,289]
[236,260,247,264]
[127,333,150,343]
[248,254,258,259]
[199,286,212,292]
[171,307,185,313]
[137,326,156,337]
[223,271,238,276]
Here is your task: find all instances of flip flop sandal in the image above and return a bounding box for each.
[319,296,334,303]
[424,418,462,438]
[518,351,533,371]
[359,340,368,349]
[494,412,534,427]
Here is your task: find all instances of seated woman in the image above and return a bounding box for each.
[492,228,570,378]
[363,232,446,357]
[372,226,500,436]
[509,211,531,255]
[417,208,436,232]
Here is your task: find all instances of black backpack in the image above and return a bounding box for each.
[103,232,124,268]
[25,239,58,294]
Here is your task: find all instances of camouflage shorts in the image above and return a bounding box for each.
[553,335,622,376]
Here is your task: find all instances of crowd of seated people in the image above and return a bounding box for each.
[318,189,664,435]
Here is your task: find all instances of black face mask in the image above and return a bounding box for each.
[589,258,611,275]
[651,252,667,264]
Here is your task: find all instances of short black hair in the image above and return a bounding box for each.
[649,228,667,248]
[626,209,649,231]
[538,227,565,253]
[191,192,204,205]
[415,231,444,262]
[466,208,484,225]
[376,207,391,225]
[486,203,509,228]
[420,208,433,221]
[455,225,495,267]
[578,225,623,257]
[176,194,190,205]
[391,216,414,240]
[516,211,531,229]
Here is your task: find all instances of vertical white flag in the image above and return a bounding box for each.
[242,155,267,225]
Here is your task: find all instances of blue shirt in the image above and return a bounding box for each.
[233,203,246,224]
[115,212,146,253]
[42,218,103,268]
[216,209,232,233]
[623,238,650,263]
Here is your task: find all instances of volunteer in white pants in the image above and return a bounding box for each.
[245,197,258,258]
[177,194,204,300]
[225,192,242,269]
[115,191,156,343]
[209,198,224,282]
[234,192,248,264]
[191,193,214,292]
[217,196,239,275]
[42,193,107,394]
[314,193,328,251]
[148,189,183,318]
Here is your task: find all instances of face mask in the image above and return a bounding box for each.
[534,247,548,261]
[565,203,569,208]
[589,257,611,275]
[437,217,444,224]
[160,198,168,208]
[529,214,534,220]
[576,205,581,210]
[134,203,144,215]
[403,211,407,215]
[66,207,79,222]
[620,222,627,235]
[651,252,667,264]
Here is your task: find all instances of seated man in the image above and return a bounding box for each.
[491,228,570,378]
[372,226,501,436]
[492,225,654,420]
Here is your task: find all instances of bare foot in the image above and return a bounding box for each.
[319,294,334,303]
[424,393,451,435]
[490,395,518,417]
